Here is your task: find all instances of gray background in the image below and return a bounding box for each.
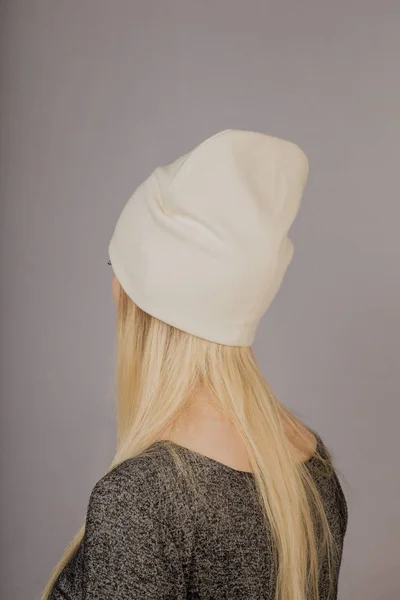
[1,2,399,599]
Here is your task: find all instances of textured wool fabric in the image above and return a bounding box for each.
[108,129,309,346]
[49,431,348,599]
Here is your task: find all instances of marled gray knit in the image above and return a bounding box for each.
[48,432,348,599]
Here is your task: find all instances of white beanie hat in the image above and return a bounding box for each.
[108,129,309,346]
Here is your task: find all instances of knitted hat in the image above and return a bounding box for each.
[108,129,309,346]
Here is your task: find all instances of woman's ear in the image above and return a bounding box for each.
[111,275,121,307]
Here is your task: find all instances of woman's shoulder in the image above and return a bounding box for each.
[84,443,195,557]
[93,444,170,487]
[304,428,349,536]
[88,443,186,518]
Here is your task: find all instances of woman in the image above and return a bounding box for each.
[43,129,348,600]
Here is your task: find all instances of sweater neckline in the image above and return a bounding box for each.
[151,432,322,477]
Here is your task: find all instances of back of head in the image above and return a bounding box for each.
[108,129,309,346]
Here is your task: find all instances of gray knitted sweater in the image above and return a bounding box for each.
[49,432,348,599]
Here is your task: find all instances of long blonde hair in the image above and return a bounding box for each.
[42,284,341,600]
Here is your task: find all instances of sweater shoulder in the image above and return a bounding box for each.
[88,442,193,522]
[93,443,174,490]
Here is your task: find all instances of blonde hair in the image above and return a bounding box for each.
[42,285,341,600]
